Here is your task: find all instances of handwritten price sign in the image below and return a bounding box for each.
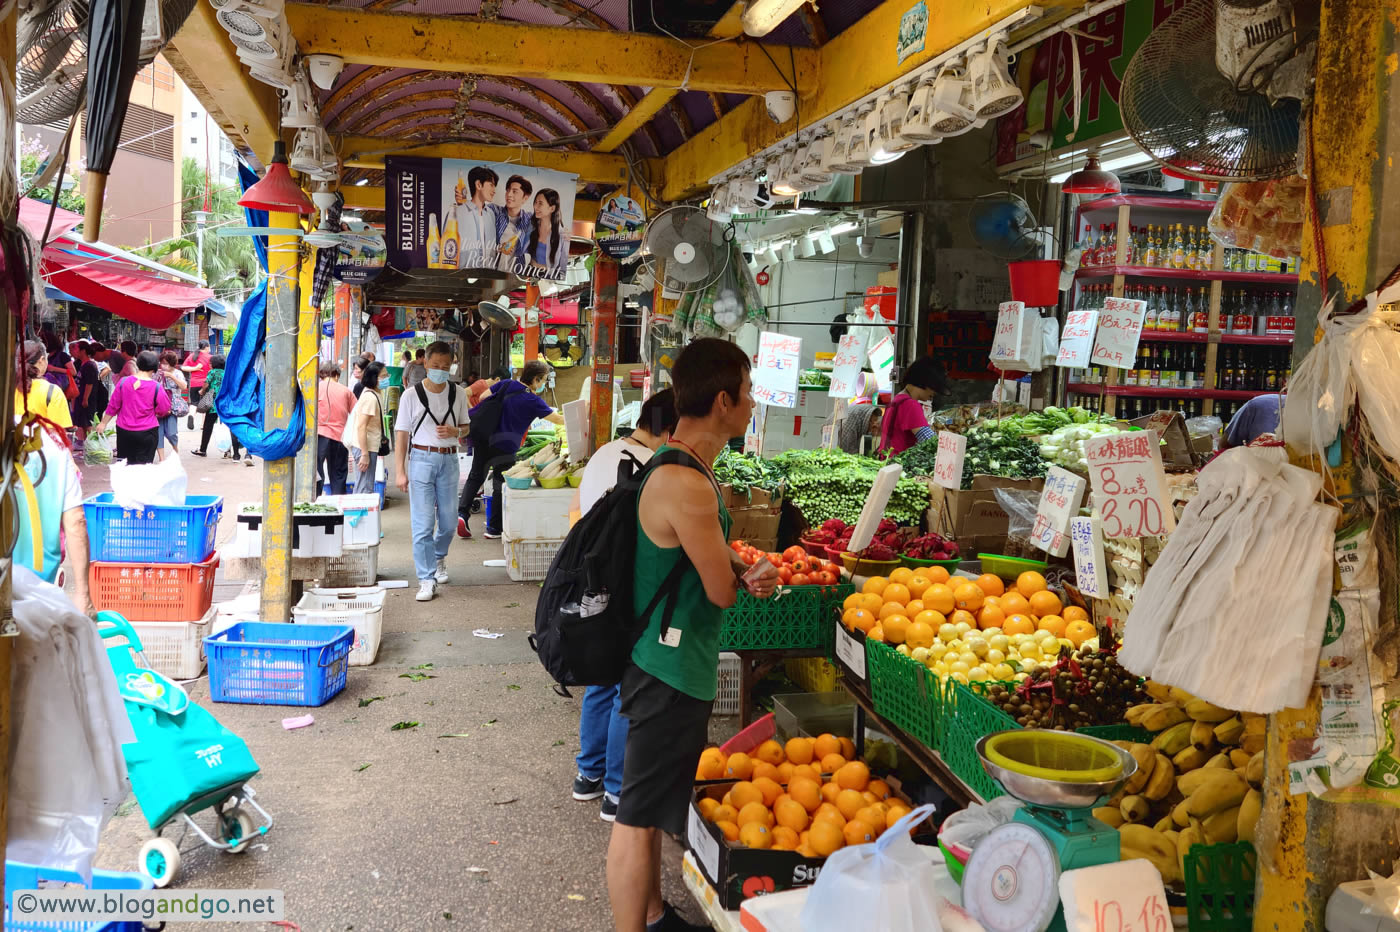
[989,300,1029,365]
[753,331,802,408]
[932,431,966,491]
[1031,465,1086,556]
[1059,859,1170,932]
[1090,297,1147,369]
[1084,431,1175,539]
[828,332,867,399]
[1057,309,1099,368]
[1070,516,1108,597]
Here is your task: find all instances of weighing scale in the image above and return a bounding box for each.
[960,731,1138,932]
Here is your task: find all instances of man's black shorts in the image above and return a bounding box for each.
[615,664,713,835]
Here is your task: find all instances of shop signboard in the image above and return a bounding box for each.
[994,0,1187,167]
[1090,297,1146,369]
[828,332,867,399]
[931,430,966,491]
[753,331,802,408]
[333,231,387,285]
[385,156,579,281]
[594,195,645,260]
[1084,431,1175,539]
[1070,516,1108,597]
[1031,465,1087,557]
[1056,309,1098,368]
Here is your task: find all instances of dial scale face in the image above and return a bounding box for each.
[961,821,1062,932]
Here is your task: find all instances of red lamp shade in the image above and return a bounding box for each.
[238,141,315,215]
[1063,155,1121,196]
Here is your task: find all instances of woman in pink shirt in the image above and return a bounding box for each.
[100,350,172,465]
[317,362,358,494]
[877,357,947,455]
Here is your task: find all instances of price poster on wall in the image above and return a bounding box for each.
[1031,465,1087,556]
[1056,310,1099,368]
[1090,297,1147,369]
[932,431,966,490]
[1070,516,1108,597]
[1085,431,1175,539]
[752,331,802,407]
[828,332,868,399]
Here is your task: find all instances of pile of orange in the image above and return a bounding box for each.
[695,734,913,855]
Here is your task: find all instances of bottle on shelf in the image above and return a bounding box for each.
[1160,346,1177,389]
[1170,224,1187,269]
[1198,228,1213,270]
[1142,225,1158,267]
[1185,226,1199,271]
[1142,288,1159,331]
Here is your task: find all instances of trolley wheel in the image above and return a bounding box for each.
[470,497,483,515]
[220,807,257,854]
[139,837,180,887]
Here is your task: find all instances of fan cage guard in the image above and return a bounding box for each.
[641,207,730,295]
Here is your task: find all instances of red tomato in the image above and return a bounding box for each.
[789,558,810,574]
[777,566,794,584]
[730,540,744,552]
[790,573,811,586]
[815,570,836,586]
[767,553,784,568]
[783,546,806,563]
[742,552,758,565]
[824,561,842,576]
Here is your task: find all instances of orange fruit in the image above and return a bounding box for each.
[888,567,914,585]
[1036,614,1067,638]
[773,792,792,811]
[820,781,842,804]
[913,609,947,630]
[906,575,933,599]
[842,593,865,613]
[792,763,822,783]
[809,820,845,856]
[999,592,1032,616]
[836,788,866,819]
[771,826,800,850]
[977,604,1006,630]
[755,739,785,766]
[858,593,884,615]
[820,752,848,773]
[953,583,985,612]
[724,753,754,780]
[904,599,926,617]
[739,822,773,849]
[737,801,774,828]
[698,798,721,820]
[886,803,913,830]
[882,615,911,644]
[722,792,733,808]
[716,820,740,842]
[710,803,738,824]
[841,608,859,631]
[796,843,818,858]
[776,761,796,783]
[774,798,809,833]
[835,760,871,791]
[1029,590,1063,617]
[1066,619,1097,647]
[923,584,955,615]
[848,609,876,634]
[814,803,846,827]
[861,576,889,596]
[696,753,725,780]
[862,791,879,805]
[925,566,951,584]
[813,734,842,759]
[855,806,888,835]
[785,737,815,766]
[838,737,856,760]
[751,761,780,783]
[975,573,1005,597]
[882,583,911,606]
[729,781,764,810]
[844,820,876,846]
[867,778,892,801]
[1016,570,1048,598]
[752,777,783,806]
[1063,605,1090,623]
[879,601,911,621]
[950,610,977,629]
[867,624,884,643]
[905,621,934,650]
[1003,614,1035,636]
[788,777,821,812]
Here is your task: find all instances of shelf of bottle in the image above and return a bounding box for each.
[1132,331,1295,345]
[1077,195,1216,213]
[1066,384,1276,401]
[1074,266,1299,283]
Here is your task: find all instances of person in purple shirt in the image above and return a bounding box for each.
[456,360,563,539]
[99,350,171,465]
[1223,388,1283,448]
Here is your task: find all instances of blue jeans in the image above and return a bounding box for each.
[576,684,628,798]
[407,449,460,580]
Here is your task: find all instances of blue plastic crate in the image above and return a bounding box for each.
[5,860,152,932]
[83,493,222,564]
[204,621,353,707]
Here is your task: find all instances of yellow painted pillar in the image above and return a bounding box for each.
[294,250,319,501]
[1255,2,1400,928]
[260,210,303,622]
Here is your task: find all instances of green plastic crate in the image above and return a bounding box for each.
[718,584,853,652]
[867,640,940,749]
[938,680,1022,801]
[1184,842,1256,931]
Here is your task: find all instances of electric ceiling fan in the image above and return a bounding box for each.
[640,206,730,296]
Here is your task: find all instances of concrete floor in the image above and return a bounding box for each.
[86,426,710,931]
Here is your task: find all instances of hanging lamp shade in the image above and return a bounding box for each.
[239,141,315,214]
[1063,154,1121,195]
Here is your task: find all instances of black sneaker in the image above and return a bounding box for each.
[650,903,711,932]
[600,794,618,822]
[572,773,604,801]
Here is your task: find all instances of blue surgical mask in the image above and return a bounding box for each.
[533,382,547,394]
[426,368,450,385]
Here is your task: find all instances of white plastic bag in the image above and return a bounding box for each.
[799,804,944,932]
[213,421,233,453]
[938,795,1024,854]
[110,453,188,509]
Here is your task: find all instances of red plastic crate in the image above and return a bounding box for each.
[90,555,219,622]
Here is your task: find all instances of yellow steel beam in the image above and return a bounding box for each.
[337,135,635,185]
[708,2,747,39]
[282,3,817,95]
[658,0,1054,200]
[595,88,682,154]
[164,1,281,164]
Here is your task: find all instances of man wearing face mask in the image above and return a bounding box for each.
[393,341,471,602]
[457,359,563,540]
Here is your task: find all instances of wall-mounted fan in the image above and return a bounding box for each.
[640,206,729,296]
[968,193,1042,260]
[476,297,519,330]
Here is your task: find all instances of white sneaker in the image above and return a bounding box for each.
[415,580,436,602]
[435,558,450,584]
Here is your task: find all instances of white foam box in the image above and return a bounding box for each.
[231,503,346,559]
[502,484,575,541]
[317,493,381,547]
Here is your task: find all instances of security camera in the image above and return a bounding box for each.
[856,235,875,258]
[306,54,345,90]
[764,90,795,124]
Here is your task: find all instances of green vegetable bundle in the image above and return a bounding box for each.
[713,449,785,500]
[770,448,929,526]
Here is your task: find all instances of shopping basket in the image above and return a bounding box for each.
[204,621,353,707]
[83,494,222,564]
[4,860,151,932]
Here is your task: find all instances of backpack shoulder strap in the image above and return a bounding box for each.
[412,383,433,437]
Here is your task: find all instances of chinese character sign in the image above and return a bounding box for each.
[1070,516,1108,597]
[828,332,868,399]
[1084,431,1176,539]
[989,301,1029,365]
[932,431,966,491]
[1032,465,1087,556]
[1090,297,1147,369]
[753,331,802,408]
[1056,310,1099,368]
[868,335,895,392]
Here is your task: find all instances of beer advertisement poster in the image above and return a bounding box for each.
[385,156,579,282]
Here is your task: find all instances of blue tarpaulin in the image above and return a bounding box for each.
[214,162,306,460]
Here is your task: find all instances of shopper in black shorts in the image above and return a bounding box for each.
[606,340,777,932]
[98,350,171,466]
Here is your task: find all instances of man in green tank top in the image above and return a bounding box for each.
[607,339,779,932]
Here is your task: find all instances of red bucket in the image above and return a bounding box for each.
[1007,260,1061,306]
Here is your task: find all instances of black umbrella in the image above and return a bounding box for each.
[82,0,145,241]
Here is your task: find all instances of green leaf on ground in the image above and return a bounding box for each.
[439,733,471,738]
[399,672,436,681]
[358,696,384,707]
[355,763,371,772]
[506,684,521,690]
[390,721,419,731]
[552,739,565,747]
[115,799,139,817]
[504,602,519,608]
[484,719,498,726]
[411,662,435,670]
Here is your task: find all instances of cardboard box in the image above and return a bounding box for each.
[1129,412,1199,468]
[686,797,828,909]
[721,485,778,511]
[729,506,781,543]
[924,475,1044,546]
[832,617,868,683]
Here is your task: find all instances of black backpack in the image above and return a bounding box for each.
[467,387,508,451]
[529,448,709,696]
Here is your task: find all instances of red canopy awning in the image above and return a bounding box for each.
[540,298,579,325]
[42,247,214,330]
[19,198,84,241]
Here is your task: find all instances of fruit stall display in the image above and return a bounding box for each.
[721,542,852,652]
